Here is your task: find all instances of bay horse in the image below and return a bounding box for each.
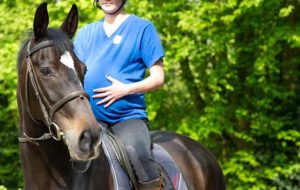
[17,3,226,190]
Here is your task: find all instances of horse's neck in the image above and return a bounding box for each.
[20,133,113,189]
[19,111,71,189]
[20,137,72,189]
[70,155,114,190]
[19,107,113,189]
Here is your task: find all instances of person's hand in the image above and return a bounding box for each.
[93,75,130,108]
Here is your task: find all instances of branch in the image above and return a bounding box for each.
[179,57,206,113]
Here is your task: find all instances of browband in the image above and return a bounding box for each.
[27,40,55,57]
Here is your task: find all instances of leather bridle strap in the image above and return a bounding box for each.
[26,55,52,125]
[27,40,55,56]
[49,91,89,122]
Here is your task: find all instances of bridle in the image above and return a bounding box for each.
[19,39,89,145]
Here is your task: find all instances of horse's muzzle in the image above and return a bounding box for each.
[79,129,100,152]
[77,127,101,159]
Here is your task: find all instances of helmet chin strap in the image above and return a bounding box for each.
[93,0,125,15]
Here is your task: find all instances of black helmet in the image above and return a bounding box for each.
[93,0,127,14]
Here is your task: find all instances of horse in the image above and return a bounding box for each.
[17,3,226,190]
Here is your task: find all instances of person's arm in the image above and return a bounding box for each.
[93,60,164,108]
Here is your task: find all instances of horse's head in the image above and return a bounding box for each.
[17,3,101,161]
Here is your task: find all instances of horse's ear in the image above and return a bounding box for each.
[33,2,49,42]
[60,4,79,39]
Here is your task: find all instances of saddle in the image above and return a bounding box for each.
[102,131,188,190]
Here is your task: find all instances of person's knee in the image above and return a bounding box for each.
[126,146,160,182]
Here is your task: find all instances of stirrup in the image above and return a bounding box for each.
[138,174,165,190]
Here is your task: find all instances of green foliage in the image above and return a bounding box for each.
[0,0,299,189]
[128,0,300,189]
[0,1,29,188]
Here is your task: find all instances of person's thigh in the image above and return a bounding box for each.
[110,119,151,151]
[110,119,159,181]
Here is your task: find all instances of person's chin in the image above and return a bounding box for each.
[101,5,117,12]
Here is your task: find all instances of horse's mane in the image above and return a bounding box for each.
[17,28,73,70]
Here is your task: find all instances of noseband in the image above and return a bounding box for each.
[19,39,89,145]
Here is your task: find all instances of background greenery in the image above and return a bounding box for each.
[0,0,299,189]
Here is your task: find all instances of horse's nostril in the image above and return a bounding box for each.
[79,131,92,152]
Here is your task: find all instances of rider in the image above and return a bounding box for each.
[73,0,165,189]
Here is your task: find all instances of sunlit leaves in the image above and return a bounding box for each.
[279,5,294,18]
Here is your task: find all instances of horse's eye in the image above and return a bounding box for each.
[40,67,51,76]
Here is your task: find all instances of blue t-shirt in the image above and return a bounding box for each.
[73,15,165,124]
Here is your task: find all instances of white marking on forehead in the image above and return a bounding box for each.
[60,51,75,71]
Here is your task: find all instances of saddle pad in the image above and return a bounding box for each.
[102,133,188,190]
[152,144,188,189]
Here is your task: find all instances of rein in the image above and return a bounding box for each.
[19,39,89,145]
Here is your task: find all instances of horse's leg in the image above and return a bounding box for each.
[151,131,226,190]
